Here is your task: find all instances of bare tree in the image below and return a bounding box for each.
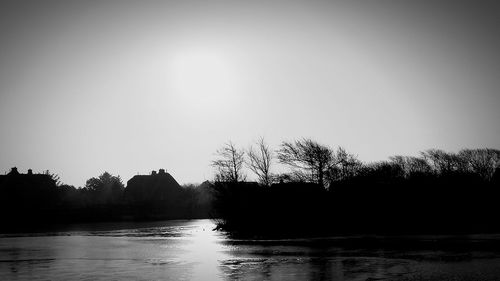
[277,138,334,188]
[211,141,246,183]
[459,148,500,180]
[421,149,463,174]
[247,137,273,186]
[328,147,362,182]
[389,155,431,177]
[419,148,500,179]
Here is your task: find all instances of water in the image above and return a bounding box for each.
[1,219,500,280]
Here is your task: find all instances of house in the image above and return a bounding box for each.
[124,169,182,203]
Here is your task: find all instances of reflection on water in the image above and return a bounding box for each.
[1,219,500,280]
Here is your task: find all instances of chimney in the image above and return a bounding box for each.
[9,167,19,175]
[28,169,33,175]
[159,169,166,175]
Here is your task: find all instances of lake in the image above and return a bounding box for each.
[1,219,500,280]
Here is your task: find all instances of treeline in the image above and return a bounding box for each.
[210,139,500,237]
[0,169,212,230]
[2,139,499,235]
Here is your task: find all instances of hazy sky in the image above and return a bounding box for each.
[1,0,499,186]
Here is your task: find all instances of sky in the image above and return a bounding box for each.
[1,0,499,187]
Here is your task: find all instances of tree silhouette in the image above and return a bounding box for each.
[277,138,335,188]
[459,148,500,180]
[389,155,432,177]
[247,137,273,186]
[421,149,464,174]
[327,147,362,184]
[211,141,246,182]
[84,172,124,204]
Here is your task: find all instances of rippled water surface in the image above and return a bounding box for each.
[1,219,500,280]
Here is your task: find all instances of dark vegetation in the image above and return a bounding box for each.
[211,139,500,237]
[1,138,499,237]
[0,168,212,231]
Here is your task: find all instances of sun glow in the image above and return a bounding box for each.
[168,49,240,109]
